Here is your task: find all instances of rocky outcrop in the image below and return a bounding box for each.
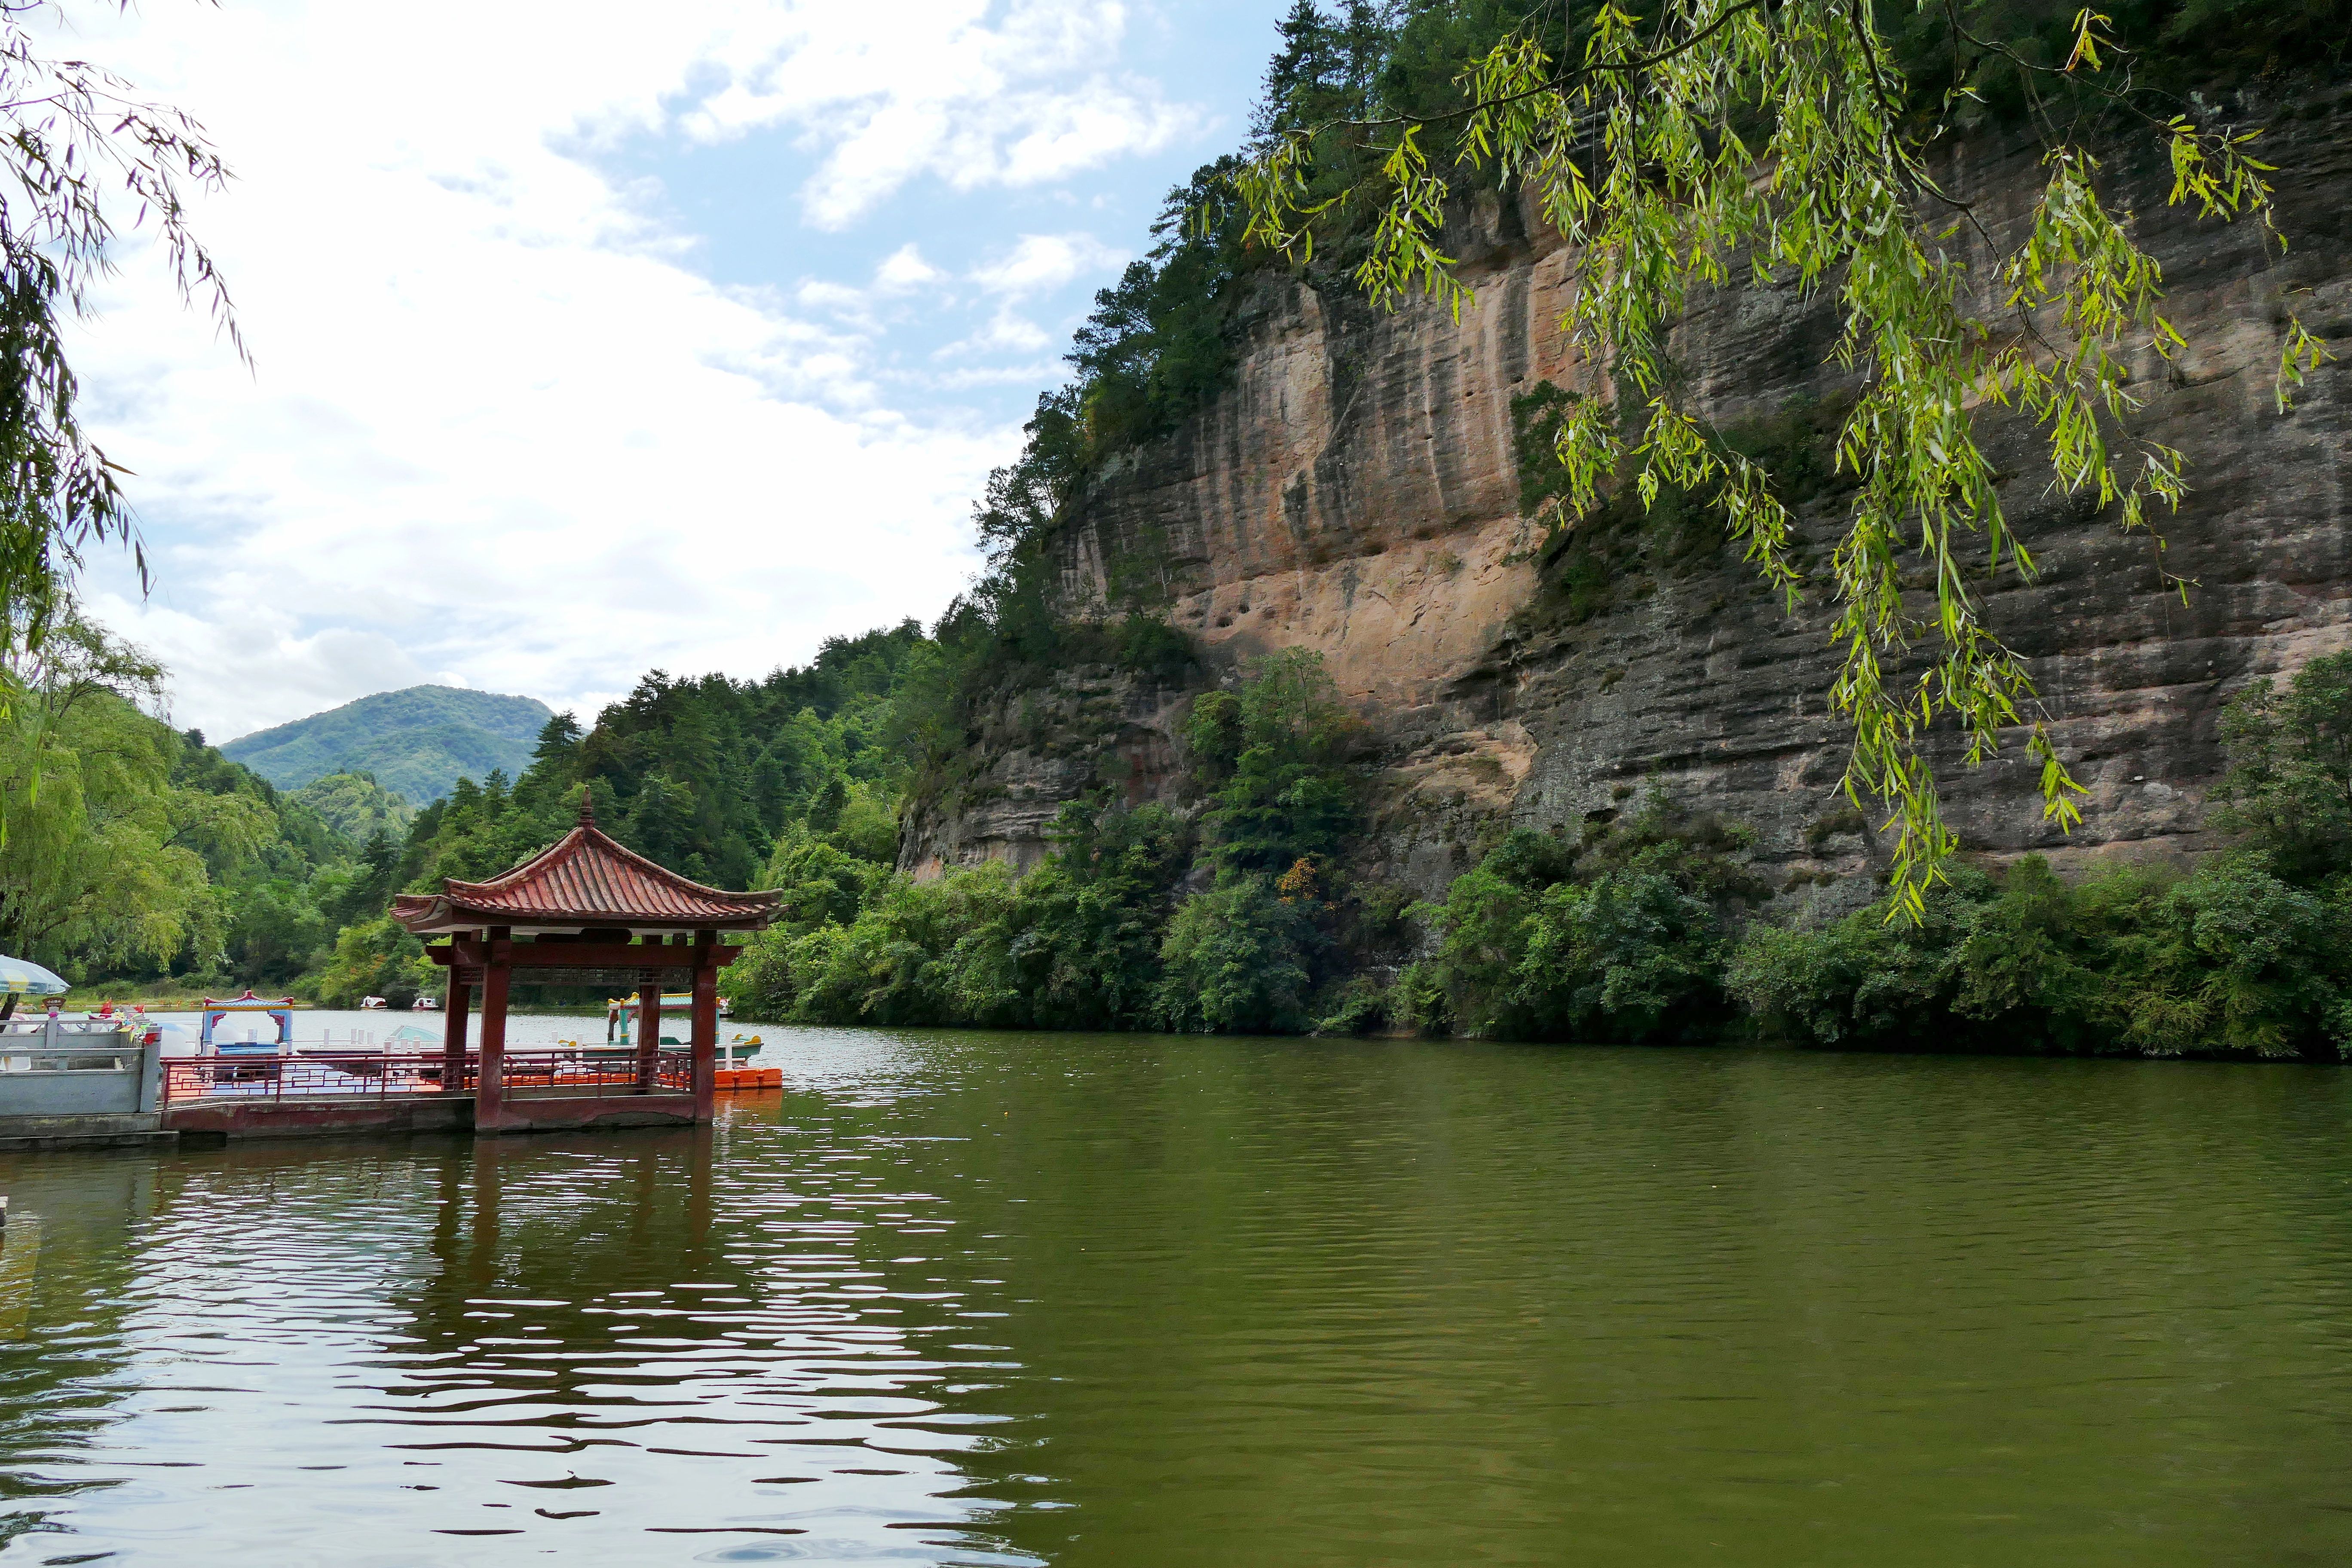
[906,86,2352,901]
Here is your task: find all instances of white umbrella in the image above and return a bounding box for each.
[0,956,68,996]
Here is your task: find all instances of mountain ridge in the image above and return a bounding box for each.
[223,684,554,805]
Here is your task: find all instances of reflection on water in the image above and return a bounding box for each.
[0,1072,1035,1565]
[1,1029,2350,1565]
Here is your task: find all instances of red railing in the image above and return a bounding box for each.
[159,1048,692,1106]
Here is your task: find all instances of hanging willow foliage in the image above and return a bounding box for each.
[0,0,239,845]
[1233,2,2330,915]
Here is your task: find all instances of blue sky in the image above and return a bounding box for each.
[61,0,1291,741]
[588,5,1276,433]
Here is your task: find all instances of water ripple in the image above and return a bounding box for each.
[0,1032,2347,1565]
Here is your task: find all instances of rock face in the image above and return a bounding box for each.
[903,90,2352,901]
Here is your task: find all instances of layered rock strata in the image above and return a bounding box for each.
[902,90,2352,900]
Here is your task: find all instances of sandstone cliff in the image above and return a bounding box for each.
[903,87,2352,903]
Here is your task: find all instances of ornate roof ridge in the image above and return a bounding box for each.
[389,818,778,933]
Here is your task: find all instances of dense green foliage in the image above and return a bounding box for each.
[290,771,415,842]
[722,645,2352,1062]
[1360,655,2352,1061]
[1729,854,2352,1058]
[2208,653,2352,885]
[220,684,554,805]
[729,649,1364,1029]
[728,805,1194,1032]
[1409,795,1767,1043]
[724,649,1372,1033]
[1724,655,2352,1060]
[0,612,356,992]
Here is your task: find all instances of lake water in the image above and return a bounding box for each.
[1,1030,2348,1565]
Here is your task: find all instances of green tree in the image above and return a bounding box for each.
[0,612,224,975]
[1419,796,1762,1040]
[1155,873,1320,1034]
[290,771,414,841]
[945,801,1191,1029]
[1188,648,1359,874]
[2211,652,2352,885]
[226,882,330,989]
[331,830,400,928]
[313,916,437,1009]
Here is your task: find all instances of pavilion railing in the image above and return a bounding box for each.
[160,1048,693,1107]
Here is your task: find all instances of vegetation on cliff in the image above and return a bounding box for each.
[724,649,1372,1034]
[722,643,2352,1062]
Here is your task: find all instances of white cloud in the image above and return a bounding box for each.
[943,306,1057,356]
[874,243,947,293]
[675,1,1202,228]
[970,232,1129,297]
[42,0,1188,741]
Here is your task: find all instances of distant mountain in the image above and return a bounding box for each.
[290,771,417,842]
[222,685,554,805]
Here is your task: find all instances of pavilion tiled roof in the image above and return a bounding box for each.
[390,799,778,934]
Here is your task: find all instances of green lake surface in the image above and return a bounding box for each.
[2,1029,2349,1565]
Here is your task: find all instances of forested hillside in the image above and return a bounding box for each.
[312,622,935,1006]
[222,684,552,803]
[290,772,415,842]
[21,614,942,1004]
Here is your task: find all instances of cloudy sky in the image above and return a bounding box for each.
[55,0,1286,742]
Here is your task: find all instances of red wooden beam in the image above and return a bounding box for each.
[427,941,742,970]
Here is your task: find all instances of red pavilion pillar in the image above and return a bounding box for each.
[634,944,665,1092]
[476,929,511,1131]
[441,975,471,1094]
[690,932,718,1123]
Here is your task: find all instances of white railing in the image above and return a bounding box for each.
[0,1024,158,1116]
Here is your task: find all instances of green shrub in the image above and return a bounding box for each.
[1511,872,1728,1041]
[1731,854,2352,1060]
[1188,647,1361,875]
[1418,794,1761,1041]
[1728,870,1990,1048]
[1156,875,1320,1034]
[312,917,438,1009]
[1392,961,1453,1037]
[2211,649,2352,885]
[1312,976,1392,1037]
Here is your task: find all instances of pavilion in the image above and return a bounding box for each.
[391,796,778,1133]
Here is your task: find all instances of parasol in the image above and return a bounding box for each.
[0,956,69,1022]
[0,956,68,996]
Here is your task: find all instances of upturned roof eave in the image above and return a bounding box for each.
[386,817,782,936]
[389,891,777,936]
